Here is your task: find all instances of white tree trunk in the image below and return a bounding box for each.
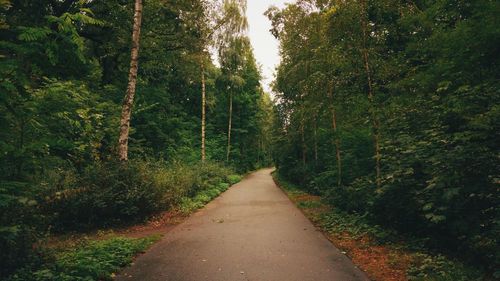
[226,92,233,162]
[118,0,143,161]
[201,63,206,162]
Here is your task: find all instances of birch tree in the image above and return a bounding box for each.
[118,0,143,161]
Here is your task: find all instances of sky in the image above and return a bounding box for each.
[246,0,290,94]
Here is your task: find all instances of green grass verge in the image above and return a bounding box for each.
[178,175,240,214]
[7,235,160,281]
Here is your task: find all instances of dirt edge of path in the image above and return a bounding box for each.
[271,173,412,281]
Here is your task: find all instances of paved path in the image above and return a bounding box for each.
[117,168,369,281]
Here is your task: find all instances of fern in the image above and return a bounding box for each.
[45,41,58,65]
[43,9,104,64]
[17,27,51,42]
[72,12,104,26]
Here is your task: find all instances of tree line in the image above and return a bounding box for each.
[268,0,499,274]
[1,0,273,175]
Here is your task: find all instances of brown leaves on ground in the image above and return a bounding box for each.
[116,209,188,238]
[329,234,412,281]
[283,187,411,281]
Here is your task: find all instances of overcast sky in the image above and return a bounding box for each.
[247,0,290,94]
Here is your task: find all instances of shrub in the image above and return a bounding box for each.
[41,160,237,230]
[0,181,43,278]
[42,161,166,230]
[227,175,242,185]
[326,176,374,214]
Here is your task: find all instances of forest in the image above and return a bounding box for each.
[1,0,273,279]
[0,0,498,280]
[268,0,499,279]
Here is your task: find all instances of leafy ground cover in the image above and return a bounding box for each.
[272,171,485,281]
[178,175,242,214]
[6,236,160,281]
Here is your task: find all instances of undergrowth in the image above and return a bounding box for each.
[178,174,242,214]
[272,171,485,281]
[6,235,160,281]
[1,160,242,279]
[178,182,232,214]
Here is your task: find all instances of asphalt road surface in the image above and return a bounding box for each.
[116,168,369,281]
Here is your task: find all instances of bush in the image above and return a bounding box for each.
[41,160,237,230]
[326,177,375,214]
[227,175,242,185]
[42,161,166,230]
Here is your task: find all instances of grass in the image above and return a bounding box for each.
[227,174,242,185]
[178,178,237,214]
[6,235,160,281]
[272,171,483,281]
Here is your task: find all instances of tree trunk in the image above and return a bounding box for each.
[226,92,233,162]
[313,115,318,164]
[118,0,143,162]
[328,83,342,187]
[360,0,381,189]
[201,62,206,162]
[300,109,306,168]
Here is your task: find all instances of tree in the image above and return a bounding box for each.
[216,0,248,163]
[190,0,250,162]
[118,0,143,162]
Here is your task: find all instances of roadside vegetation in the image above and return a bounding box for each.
[2,161,242,280]
[6,236,160,281]
[273,172,485,281]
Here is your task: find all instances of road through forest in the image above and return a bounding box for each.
[116,168,369,281]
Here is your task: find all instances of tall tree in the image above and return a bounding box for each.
[118,0,143,161]
[197,0,248,162]
[216,0,248,162]
[359,0,381,189]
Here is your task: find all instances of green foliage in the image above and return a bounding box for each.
[408,253,482,281]
[178,171,239,214]
[0,180,43,278]
[270,0,499,276]
[7,236,159,281]
[276,171,485,281]
[227,174,242,185]
[297,200,322,209]
[43,161,166,230]
[41,161,236,230]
